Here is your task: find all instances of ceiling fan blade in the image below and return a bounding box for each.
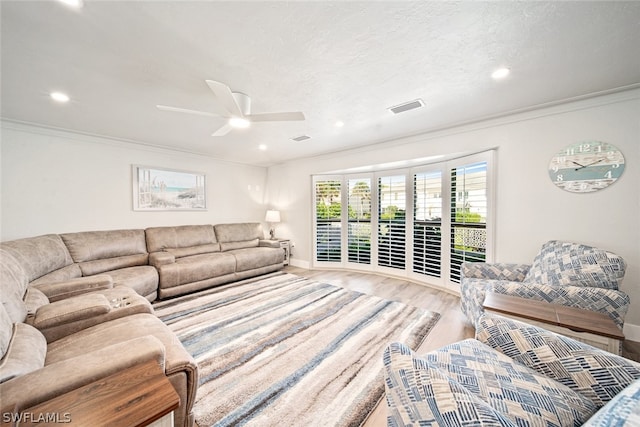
[157,105,221,118]
[212,123,233,137]
[205,80,244,118]
[247,111,305,122]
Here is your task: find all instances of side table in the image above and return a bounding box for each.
[276,239,291,266]
[18,360,179,427]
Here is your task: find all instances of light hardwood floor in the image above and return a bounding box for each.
[284,266,640,427]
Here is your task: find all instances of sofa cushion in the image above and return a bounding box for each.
[385,340,597,427]
[523,240,626,290]
[476,314,640,407]
[384,342,517,426]
[157,253,236,289]
[425,339,598,425]
[0,304,13,360]
[1,235,74,283]
[108,266,158,300]
[583,378,640,426]
[61,230,149,276]
[0,249,29,324]
[230,247,284,272]
[145,225,218,253]
[220,238,259,252]
[214,223,263,244]
[165,244,220,259]
[0,323,47,383]
[30,264,83,287]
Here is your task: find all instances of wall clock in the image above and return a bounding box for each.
[548,141,625,193]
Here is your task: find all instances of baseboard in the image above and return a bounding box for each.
[624,322,640,342]
[289,258,310,269]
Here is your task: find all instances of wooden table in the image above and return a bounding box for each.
[483,292,624,355]
[19,360,179,427]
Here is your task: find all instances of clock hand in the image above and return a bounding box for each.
[574,158,604,171]
[572,161,585,168]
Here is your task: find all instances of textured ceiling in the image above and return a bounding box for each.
[2,1,639,167]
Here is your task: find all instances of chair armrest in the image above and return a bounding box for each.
[31,294,111,330]
[476,313,640,407]
[0,335,166,415]
[34,275,113,302]
[258,239,281,248]
[461,262,530,282]
[149,251,176,267]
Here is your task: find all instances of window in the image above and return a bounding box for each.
[378,175,406,270]
[348,178,372,264]
[413,170,442,278]
[449,161,488,283]
[312,151,493,288]
[314,178,342,263]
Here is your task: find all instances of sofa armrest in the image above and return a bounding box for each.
[34,275,113,302]
[476,313,640,407]
[461,262,531,282]
[0,335,166,415]
[149,251,176,267]
[31,294,111,330]
[258,239,281,248]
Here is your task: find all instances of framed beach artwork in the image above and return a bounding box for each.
[133,165,206,211]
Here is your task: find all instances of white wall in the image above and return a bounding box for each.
[266,89,640,334]
[0,122,268,240]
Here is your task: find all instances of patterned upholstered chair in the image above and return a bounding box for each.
[460,240,629,330]
[384,314,640,427]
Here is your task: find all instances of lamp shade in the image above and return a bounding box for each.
[265,210,281,223]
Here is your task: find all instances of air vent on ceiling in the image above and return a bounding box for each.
[291,135,311,142]
[388,99,425,114]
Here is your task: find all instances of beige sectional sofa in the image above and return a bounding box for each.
[0,223,284,426]
[147,223,284,299]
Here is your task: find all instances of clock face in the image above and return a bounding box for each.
[548,141,625,193]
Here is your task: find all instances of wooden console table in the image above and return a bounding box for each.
[18,360,179,427]
[483,292,624,355]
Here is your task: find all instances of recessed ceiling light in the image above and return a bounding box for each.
[228,117,250,129]
[491,68,510,79]
[58,0,83,8]
[50,92,70,103]
[258,144,267,151]
[335,121,344,128]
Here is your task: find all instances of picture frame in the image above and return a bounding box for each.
[132,165,206,211]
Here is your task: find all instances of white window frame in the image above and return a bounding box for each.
[311,150,495,292]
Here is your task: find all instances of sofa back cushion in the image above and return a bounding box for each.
[145,225,218,254]
[214,223,263,251]
[61,230,149,276]
[0,322,47,384]
[0,249,29,324]
[1,235,73,283]
[524,240,626,290]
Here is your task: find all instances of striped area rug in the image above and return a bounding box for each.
[154,272,440,426]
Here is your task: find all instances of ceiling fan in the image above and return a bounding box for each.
[157,80,305,136]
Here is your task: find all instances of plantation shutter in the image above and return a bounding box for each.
[314,178,342,262]
[348,178,372,264]
[413,170,442,278]
[449,161,487,283]
[377,175,406,270]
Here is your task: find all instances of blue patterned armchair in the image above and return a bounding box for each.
[460,240,629,330]
[384,314,640,427]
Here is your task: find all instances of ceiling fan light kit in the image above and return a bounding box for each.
[157,80,305,137]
